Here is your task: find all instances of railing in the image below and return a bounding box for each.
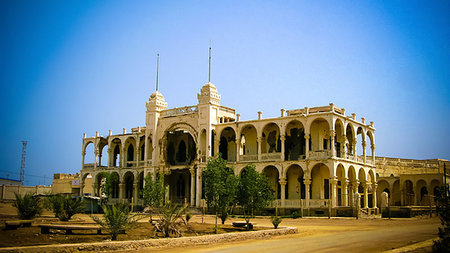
[138,161,146,167]
[240,154,258,162]
[309,199,329,208]
[261,152,282,161]
[160,105,198,117]
[284,199,304,208]
[309,150,331,160]
[83,163,95,169]
[126,161,137,167]
[366,156,374,164]
[219,105,236,114]
[147,160,152,166]
[357,156,364,163]
[347,153,355,161]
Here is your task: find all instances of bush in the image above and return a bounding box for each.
[153,202,187,237]
[271,216,282,229]
[92,204,139,241]
[433,185,450,252]
[291,211,301,219]
[48,194,85,221]
[13,193,42,220]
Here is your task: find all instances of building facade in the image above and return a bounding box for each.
[80,82,382,214]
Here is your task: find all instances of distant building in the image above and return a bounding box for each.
[0,177,21,186]
[52,173,93,196]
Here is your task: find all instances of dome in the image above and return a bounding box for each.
[197,82,221,105]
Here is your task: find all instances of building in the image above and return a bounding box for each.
[81,81,384,215]
[0,177,21,186]
[52,173,93,196]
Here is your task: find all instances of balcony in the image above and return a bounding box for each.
[83,163,95,169]
[261,153,282,161]
[240,154,258,162]
[309,150,331,160]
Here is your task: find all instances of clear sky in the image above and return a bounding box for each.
[1,0,449,186]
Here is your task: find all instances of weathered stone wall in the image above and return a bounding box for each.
[0,226,298,253]
[0,185,51,201]
[375,157,449,177]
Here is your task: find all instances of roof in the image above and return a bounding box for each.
[0,177,21,182]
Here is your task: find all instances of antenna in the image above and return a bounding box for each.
[20,141,27,185]
[156,53,159,92]
[208,42,211,83]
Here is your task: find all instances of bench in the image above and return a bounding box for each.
[232,221,256,230]
[4,220,33,230]
[38,224,102,235]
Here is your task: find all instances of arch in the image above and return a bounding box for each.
[240,124,258,156]
[358,168,367,183]
[404,180,414,206]
[356,127,365,158]
[95,173,108,197]
[377,179,390,207]
[146,135,153,162]
[263,166,280,199]
[110,138,122,167]
[392,180,401,206]
[368,170,375,184]
[285,164,305,200]
[138,171,144,199]
[309,118,330,153]
[219,127,236,162]
[334,119,345,158]
[165,129,197,166]
[430,179,441,201]
[415,179,427,205]
[345,123,355,155]
[110,172,120,199]
[310,163,330,200]
[262,123,281,154]
[127,143,135,167]
[336,164,346,206]
[123,171,134,200]
[81,173,93,196]
[139,136,145,161]
[84,142,95,165]
[285,120,306,160]
[165,122,198,143]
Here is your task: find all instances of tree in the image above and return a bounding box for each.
[13,193,42,220]
[142,172,166,209]
[48,194,85,221]
[96,172,119,203]
[203,155,239,232]
[92,203,140,241]
[433,185,450,252]
[237,164,274,229]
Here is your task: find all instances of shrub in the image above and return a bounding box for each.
[153,202,187,237]
[48,194,85,221]
[433,185,450,252]
[291,211,300,219]
[92,204,139,241]
[13,193,42,220]
[271,216,282,229]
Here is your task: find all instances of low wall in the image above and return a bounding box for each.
[0,185,51,201]
[0,226,297,253]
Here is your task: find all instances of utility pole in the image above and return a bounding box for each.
[20,141,27,185]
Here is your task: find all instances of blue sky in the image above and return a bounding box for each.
[1,0,449,186]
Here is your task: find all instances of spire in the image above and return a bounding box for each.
[156,53,159,92]
[208,42,211,83]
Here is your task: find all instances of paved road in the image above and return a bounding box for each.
[158,219,439,253]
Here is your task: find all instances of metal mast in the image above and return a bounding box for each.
[20,141,27,185]
[156,53,159,92]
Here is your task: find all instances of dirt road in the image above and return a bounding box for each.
[157,217,440,253]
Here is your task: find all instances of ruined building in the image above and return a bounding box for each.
[80,81,393,215]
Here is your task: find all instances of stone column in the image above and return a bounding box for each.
[257,137,262,161]
[305,134,310,159]
[342,180,349,206]
[279,178,287,207]
[330,130,336,157]
[352,180,360,207]
[121,147,126,168]
[98,154,102,167]
[133,183,139,203]
[94,149,98,169]
[81,151,86,169]
[330,178,338,207]
[363,183,369,208]
[353,140,357,161]
[280,135,286,161]
[371,144,376,165]
[119,183,125,199]
[195,167,202,207]
[372,183,378,208]
[304,178,311,208]
[107,148,112,167]
[190,168,195,206]
[94,183,99,197]
[214,135,219,157]
[236,139,240,162]
[362,141,367,163]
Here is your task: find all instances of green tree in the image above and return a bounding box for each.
[13,193,42,220]
[48,194,85,221]
[97,172,119,202]
[237,164,274,229]
[92,204,140,241]
[203,155,239,232]
[142,172,166,209]
[433,185,450,252]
